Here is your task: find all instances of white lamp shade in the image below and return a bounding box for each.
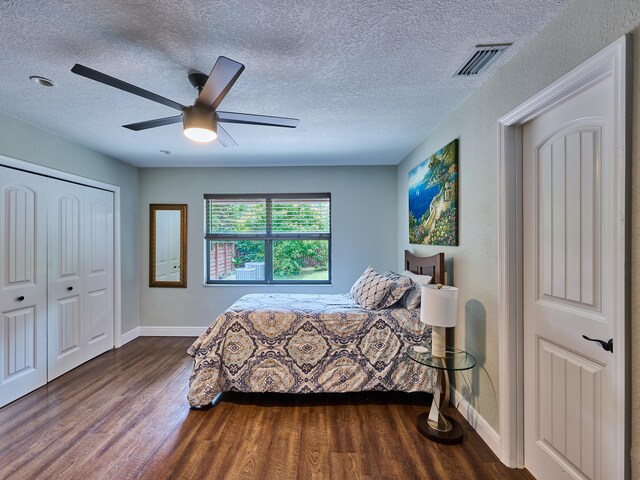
[420,285,458,328]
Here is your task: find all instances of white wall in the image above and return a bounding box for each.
[396,0,640,471]
[0,111,140,334]
[139,166,397,328]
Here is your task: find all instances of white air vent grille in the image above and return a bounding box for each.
[453,43,511,77]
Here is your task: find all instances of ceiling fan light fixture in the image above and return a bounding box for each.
[183,106,217,143]
[184,127,217,143]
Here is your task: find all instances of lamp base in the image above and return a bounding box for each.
[431,326,446,357]
[417,411,464,444]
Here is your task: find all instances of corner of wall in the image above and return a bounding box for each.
[119,327,140,346]
[452,387,501,459]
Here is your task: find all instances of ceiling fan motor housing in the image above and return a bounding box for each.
[183,106,217,132]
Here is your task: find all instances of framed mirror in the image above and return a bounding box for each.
[149,204,187,288]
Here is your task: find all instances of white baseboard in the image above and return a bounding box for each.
[452,388,501,458]
[119,327,140,346]
[138,326,206,337]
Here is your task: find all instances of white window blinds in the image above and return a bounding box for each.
[204,194,330,238]
[270,197,330,234]
[205,198,267,236]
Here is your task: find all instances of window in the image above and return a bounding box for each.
[205,194,331,284]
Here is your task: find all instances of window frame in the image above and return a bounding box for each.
[204,193,331,285]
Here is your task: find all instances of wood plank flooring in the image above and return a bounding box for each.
[0,337,534,480]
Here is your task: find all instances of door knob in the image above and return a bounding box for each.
[17,295,25,302]
[67,286,73,291]
[582,335,613,353]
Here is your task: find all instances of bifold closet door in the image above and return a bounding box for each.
[48,180,114,381]
[0,168,48,407]
[81,187,114,362]
[47,181,85,380]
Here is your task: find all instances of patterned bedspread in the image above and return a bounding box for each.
[187,293,436,406]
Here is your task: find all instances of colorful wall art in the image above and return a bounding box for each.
[408,139,458,246]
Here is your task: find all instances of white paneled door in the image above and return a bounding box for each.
[47,180,85,379]
[523,75,616,479]
[0,168,48,406]
[48,180,114,380]
[82,187,114,362]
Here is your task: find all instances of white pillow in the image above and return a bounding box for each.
[349,267,396,309]
[400,270,433,309]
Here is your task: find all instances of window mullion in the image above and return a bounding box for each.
[265,197,273,282]
[265,239,273,283]
[266,197,272,235]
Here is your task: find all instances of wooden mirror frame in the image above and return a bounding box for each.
[149,204,187,288]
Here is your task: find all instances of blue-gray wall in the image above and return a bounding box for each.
[139,166,397,327]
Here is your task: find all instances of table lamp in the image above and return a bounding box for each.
[420,284,458,357]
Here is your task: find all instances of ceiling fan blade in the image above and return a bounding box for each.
[216,111,299,128]
[216,124,237,147]
[71,64,185,112]
[122,115,183,131]
[196,56,245,110]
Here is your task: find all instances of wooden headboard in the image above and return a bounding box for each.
[404,250,445,285]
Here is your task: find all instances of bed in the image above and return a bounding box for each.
[187,251,445,407]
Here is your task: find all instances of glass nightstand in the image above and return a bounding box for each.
[407,345,476,444]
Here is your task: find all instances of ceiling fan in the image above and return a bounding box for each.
[70,56,299,147]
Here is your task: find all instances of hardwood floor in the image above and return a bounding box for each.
[0,337,534,480]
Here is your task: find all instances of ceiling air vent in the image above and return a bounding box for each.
[453,43,511,77]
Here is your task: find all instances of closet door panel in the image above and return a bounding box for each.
[0,167,48,407]
[47,182,85,381]
[83,188,114,360]
[1,165,115,404]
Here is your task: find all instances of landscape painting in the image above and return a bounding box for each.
[408,139,458,246]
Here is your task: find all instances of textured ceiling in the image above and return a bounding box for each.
[0,0,568,167]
